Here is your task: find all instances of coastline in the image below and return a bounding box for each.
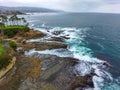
[0,29,94,90]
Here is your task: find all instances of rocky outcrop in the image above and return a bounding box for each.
[25,30,46,39]
[0,53,93,90]
[13,30,46,43]
[19,41,67,51]
[51,30,64,35]
[68,75,93,90]
[38,54,93,90]
[48,37,65,42]
[0,54,41,90]
[0,29,94,90]
[24,54,93,90]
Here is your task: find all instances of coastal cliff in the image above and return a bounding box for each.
[0,29,94,90]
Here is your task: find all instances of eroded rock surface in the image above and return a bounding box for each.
[0,53,93,90]
[19,41,67,51]
[0,30,94,90]
[13,30,46,43]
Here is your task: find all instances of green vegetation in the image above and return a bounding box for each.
[0,22,5,30]
[8,40,18,51]
[0,39,17,70]
[9,14,28,26]
[0,44,6,54]
[3,25,29,38]
[0,15,7,38]
[0,22,5,38]
[0,41,12,70]
[0,14,29,38]
[0,40,6,55]
[0,53,12,69]
[0,14,30,70]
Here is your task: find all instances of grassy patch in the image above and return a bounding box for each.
[6,25,27,29]
[0,53,12,69]
[0,43,12,70]
[3,25,30,38]
[0,40,15,69]
[8,40,18,51]
[0,44,6,55]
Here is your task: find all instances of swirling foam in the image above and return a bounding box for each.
[25,26,119,90]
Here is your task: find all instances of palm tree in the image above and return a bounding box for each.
[0,22,5,39]
[17,18,21,25]
[9,14,28,26]
[19,18,22,25]
[0,15,7,26]
[9,15,14,25]
[9,17,12,25]
[21,17,28,26]
[21,17,25,25]
[9,14,19,25]
[0,15,7,39]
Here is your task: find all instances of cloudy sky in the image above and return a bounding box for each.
[0,0,120,13]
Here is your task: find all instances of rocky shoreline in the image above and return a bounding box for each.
[19,41,67,51]
[0,29,94,90]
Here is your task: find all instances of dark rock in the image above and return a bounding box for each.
[19,41,67,51]
[52,30,64,35]
[68,74,93,90]
[0,52,94,90]
[49,37,65,42]
[35,54,93,90]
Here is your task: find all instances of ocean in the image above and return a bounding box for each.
[21,13,120,90]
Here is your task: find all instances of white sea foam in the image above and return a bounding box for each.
[25,48,73,58]
[93,76,104,90]
[102,77,120,90]
[25,26,116,90]
[75,61,92,76]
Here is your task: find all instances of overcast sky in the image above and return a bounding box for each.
[0,0,120,13]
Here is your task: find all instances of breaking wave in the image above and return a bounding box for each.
[25,25,120,90]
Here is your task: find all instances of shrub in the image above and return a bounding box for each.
[0,44,6,54]
[8,41,18,51]
[4,26,30,38]
[21,26,30,32]
[4,35,8,39]
[0,39,4,43]
[4,28,18,38]
[0,54,12,70]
